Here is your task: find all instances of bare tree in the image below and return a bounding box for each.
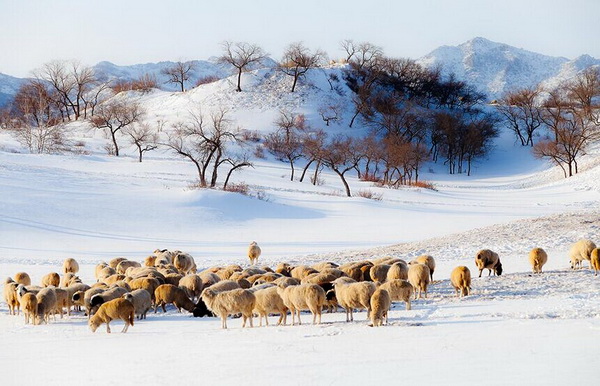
[566,67,600,124]
[280,42,325,92]
[321,135,363,197]
[340,40,383,71]
[223,153,253,190]
[495,86,544,146]
[125,123,158,162]
[298,129,327,184]
[92,101,144,156]
[218,41,267,92]
[263,110,305,181]
[81,79,112,118]
[318,103,343,126]
[161,61,196,92]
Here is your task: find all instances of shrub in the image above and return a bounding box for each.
[112,73,157,94]
[224,182,250,195]
[196,75,221,86]
[409,180,437,191]
[357,189,383,200]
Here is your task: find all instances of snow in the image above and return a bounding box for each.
[1,65,600,386]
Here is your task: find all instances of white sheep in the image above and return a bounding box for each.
[248,241,261,266]
[3,278,19,315]
[332,279,376,322]
[369,264,391,283]
[201,288,256,329]
[108,257,127,270]
[569,239,597,270]
[62,258,80,274]
[386,261,409,281]
[153,249,174,266]
[252,286,288,326]
[450,266,471,297]
[370,288,391,327]
[179,274,203,302]
[591,248,600,276]
[529,247,548,274]
[89,286,129,310]
[116,260,142,275]
[89,298,135,333]
[36,287,57,324]
[20,292,38,325]
[173,251,196,274]
[409,255,436,281]
[123,289,152,320]
[41,272,60,287]
[276,283,326,325]
[475,249,503,277]
[379,279,413,310]
[408,263,430,299]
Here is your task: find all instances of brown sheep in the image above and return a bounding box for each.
[41,272,60,287]
[408,264,430,299]
[4,279,20,315]
[108,257,127,270]
[529,248,548,274]
[62,258,80,274]
[475,249,502,277]
[591,248,600,276]
[409,255,436,281]
[386,262,409,281]
[450,266,471,297]
[370,264,391,284]
[370,288,391,327]
[380,279,413,310]
[21,292,38,325]
[154,284,196,313]
[201,288,256,329]
[14,272,31,286]
[129,277,161,302]
[89,298,135,333]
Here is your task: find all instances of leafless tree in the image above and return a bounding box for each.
[81,79,112,118]
[263,110,306,181]
[125,123,158,162]
[318,103,343,126]
[280,42,326,92]
[566,67,600,124]
[161,61,196,92]
[340,40,383,71]
[219,41,267,92]
[495,86,544,146]
[92,101,144,156]
[223,153,253,190]
[298,129,327,184]
[321,135,363,196]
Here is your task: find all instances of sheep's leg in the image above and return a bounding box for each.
[162,303,167,313]
[264,313,269,327]
[106,321,111,334]
[122,320,129,333]
[291,308,296,326]
[297,310,302,325]
[349,308,354,322]
[248,314,253,328]
[478,269,483,278]
[222,315,227,329]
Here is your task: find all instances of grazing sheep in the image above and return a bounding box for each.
[409,255,436,281]
[53,287,69,318]
[475,249,503,277]
[290,265,319,280]
[360,264,374,281]
[21,292,38,325]
[60,273,81,288]
[248,242,261,266]
[370,288,391,327]
[192,280,241,318]
[4,278,20,315]
[215,266,243,281]
[128,277,161,301]
[272,276,301,287]
[450,266,471,297]
[153,249,174,266]
[144,256,157,267]
[198,271,221,288]
[64,282,90,313]
[154,284,196,313]
[179,274,203,302]
[379,279,413,310]
[102,274,126,286]
[173,251,196,274]
[569,239,597,270]
[89,286,129,310]
[89,298,135,333]
[72,287,106,318]
[96,266,117,282]
[339,265,363,282]
[62,258,80,274]
[301,272,339,285]
[248,272,283,284]
[40,272,60,287]
[275,263,292,277]
[332,279,376,322]
[252,286,288,326]
[312,261,339,271]
[201,288,256,329]
[386,262,409,281]
[320,282,339,313]
[14,272,31,286]
[529,248,548,274]
[123,289,152,320]
[116,260,142,275]
[408,264,431,299]
[36,287,57,324]
[591,249,600,276]
[370,264,391,284]
[276,283,326,325]
[108,257,127,270]
[164,273,184,286]
[237,278,252,289]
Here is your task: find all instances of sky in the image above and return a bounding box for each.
[1,0,599,78]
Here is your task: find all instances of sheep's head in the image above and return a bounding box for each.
[88,317,100,332]
[89,294,105,308]
[495,263,503,276]
[72,291,83,302]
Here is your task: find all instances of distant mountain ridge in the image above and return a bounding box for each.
[417,37,600,100]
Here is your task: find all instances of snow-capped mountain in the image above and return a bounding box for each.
[418,37,600,100]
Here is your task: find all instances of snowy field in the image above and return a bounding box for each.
[1,71,600,385]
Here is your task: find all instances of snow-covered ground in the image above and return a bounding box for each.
[1,69,599,385]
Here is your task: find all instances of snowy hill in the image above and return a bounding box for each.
[418,37,600,100]
[0,72,27,107]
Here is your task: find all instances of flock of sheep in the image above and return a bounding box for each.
[3,239,599,332]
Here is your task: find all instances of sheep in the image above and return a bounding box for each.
[290,265,319,280]
[179,274,203,302]
[102,274,126,286]
[154,284,196,313]
[64,282,90,313]
[450,266,472,297]
[253,286,288,326]
[123,289,152,320]
[339,265,363,282]
[60,273,81,288]
[241,267,267,277]
[40,272,60,287]
[370,264,391,284]
[53,287,70,318]
[312,261,339,271]
[276,283,326,325]
[529,248,548,274]
[569,239,597,270]
[386,261,409,281]
[21,292,38,325]
[72,287,106,317]
[370,288,391,327]
[89,298,135,333]
[128,277,161,302]
[62,258,80,274]
[109,257,127,270]
[332,279,376,322]
[373,256,406,266]
[153,249,174,266]
[198,271,222,287]
[301,272,339,285]
[192,280,241,318]
[475,249,503,277]
[89,287,129,314]
[409,255,436,281]
[164,273,184,286]
[14,272,31,286]
[4,278,20,315]
[201,288,256,329]
[144,256,157,267]
[379,279,413,310]
[116,260,142,275]
[272,276,301,287]
[360,264,375,281]
[320,282,339,313]
[248,272,283,284]
[36,287,57,324]
[408,263,431,299]
[173,252,196,274]
[248,241,261,266]
[275,263,292,277]
[96,266,117,282]
[591,248,600,276]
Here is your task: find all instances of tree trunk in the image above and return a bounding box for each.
[111,130,120,156]
[236,68,243,92]
[289,158,295,181]
[291,74,299,92]
[312,161,321,186]
[299,159,315,182]
[334,170,351,197]
[349,109,360,128]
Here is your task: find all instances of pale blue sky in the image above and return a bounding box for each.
[1,0,598,77]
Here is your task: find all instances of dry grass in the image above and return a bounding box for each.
[357,189,383,200]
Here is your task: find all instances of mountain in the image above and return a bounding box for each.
[0,73,27,108]
[418,37,600,100]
